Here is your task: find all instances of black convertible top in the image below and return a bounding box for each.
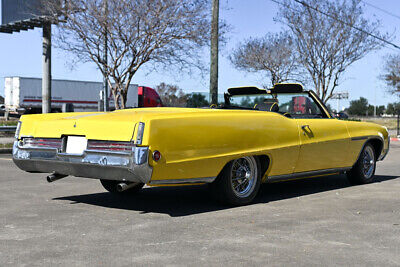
[227,86,267,96]
[227,83,304,96]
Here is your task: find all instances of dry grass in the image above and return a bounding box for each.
[0,119,19,126]
[362,117,398,130]
[349,116,399,130]
[0,143,13,149]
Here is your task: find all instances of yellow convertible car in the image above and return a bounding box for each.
[13,84,389,205]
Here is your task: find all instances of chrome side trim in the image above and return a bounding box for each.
[266,167,351,183]
[149,176,216,185]
[351,136,369,141]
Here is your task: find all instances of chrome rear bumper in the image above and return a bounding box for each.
[12,141,152,183]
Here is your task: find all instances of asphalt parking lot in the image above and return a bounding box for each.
[1,144,399,266]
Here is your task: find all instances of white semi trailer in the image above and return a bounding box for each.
[4,77,139,114]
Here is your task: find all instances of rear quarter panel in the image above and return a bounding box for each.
[145,111,301,182]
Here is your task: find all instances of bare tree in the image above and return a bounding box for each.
[381,54,400,97]
[44,0,211,109]
[155,83,188,107]
[278,0,387,103]
[230,32,299,86]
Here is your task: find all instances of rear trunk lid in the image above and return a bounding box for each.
[20,111,140,141]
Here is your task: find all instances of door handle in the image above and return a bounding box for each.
[301,125,310,131]
[301,124,313,137]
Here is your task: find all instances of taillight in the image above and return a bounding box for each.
[23,138,62,149]
[152,150,161,161]
[86,140,134,152]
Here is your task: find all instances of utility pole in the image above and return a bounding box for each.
[209,0,219,106]
[374,86,377,117]
[42,22,52,114]
[103,1,109,111]
[397,110,399,137]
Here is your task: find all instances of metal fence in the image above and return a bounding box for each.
[0,126,17,132]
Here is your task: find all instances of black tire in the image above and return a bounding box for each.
[100,179,144,194]
[347,143,376,185]
[210,156,261,206]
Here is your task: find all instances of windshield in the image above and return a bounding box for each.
[229,92,328,118]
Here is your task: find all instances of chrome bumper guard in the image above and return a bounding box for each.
[12,141,153,184]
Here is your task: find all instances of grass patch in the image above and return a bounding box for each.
[363,118,398,130]
[0,120,19,126]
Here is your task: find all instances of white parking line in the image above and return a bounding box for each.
[0,158,12,161]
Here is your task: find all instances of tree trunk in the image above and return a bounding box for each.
[209,0,219,105]
[120,91,126,109]
[112,88,120,110]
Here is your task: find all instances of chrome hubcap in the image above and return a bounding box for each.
[362,146,375,179]
[230,157,257,198]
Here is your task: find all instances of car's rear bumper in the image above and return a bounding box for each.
[12,141,152,183]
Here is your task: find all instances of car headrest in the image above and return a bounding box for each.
[255,102,279,112]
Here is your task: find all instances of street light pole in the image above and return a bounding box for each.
[331,91,349,113]
[374,86,377,117]
[103,1,109,112]
[397,110,399,137]
[337,97,340,113]
[42,22,52,114]
[209,0,219,106]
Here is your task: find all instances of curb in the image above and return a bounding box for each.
[0,148,12,154]
[390,137,400,142]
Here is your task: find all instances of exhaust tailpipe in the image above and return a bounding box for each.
[117,182,138,192]
[47,173,68,183]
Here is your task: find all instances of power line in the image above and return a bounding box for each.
[269,0,400,50]
[292,0,400,50]
[361,0,400,21]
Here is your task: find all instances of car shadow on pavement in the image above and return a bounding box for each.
[54,174,399,217]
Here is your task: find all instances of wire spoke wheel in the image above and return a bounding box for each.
[347,143,377,185]
[362,146,375,179]
[230,156,258,198]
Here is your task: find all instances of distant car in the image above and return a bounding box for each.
[335,112,349,119]
[12,83,390,205]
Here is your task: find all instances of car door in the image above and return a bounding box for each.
[285,93,350,173]
[294,118,350,173]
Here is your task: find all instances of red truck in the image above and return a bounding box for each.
[138,86,163,107]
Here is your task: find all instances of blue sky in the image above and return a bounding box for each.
[0,0,399,109]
